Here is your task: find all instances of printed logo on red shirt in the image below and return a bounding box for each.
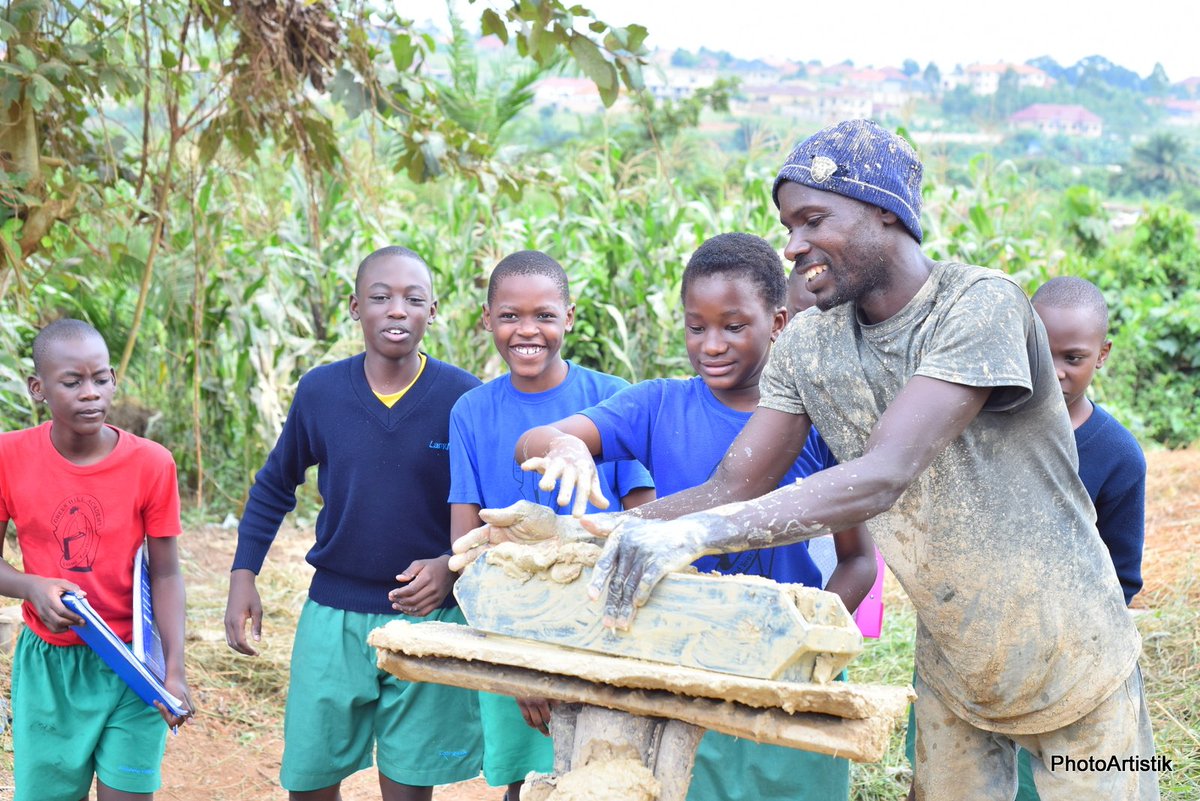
[51,494,104,572]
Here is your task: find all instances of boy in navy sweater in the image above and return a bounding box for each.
[1031,276,1145,605]
[224,247,483,801]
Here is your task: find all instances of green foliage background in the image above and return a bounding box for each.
[1,1,1199,513]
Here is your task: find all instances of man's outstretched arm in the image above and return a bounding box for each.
[589,376,992,626]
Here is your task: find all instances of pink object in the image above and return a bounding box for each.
[853,549,886,639]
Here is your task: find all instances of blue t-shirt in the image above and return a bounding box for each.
[449,362,653,512]
[581,376,835,587]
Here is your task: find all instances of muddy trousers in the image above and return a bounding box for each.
[912,667,1158,801]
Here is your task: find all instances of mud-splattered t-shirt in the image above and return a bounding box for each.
[759,262,1140,735]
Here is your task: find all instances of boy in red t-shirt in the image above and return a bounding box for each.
[0,318,192,801]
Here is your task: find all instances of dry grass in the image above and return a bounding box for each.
[1,448,1198,799]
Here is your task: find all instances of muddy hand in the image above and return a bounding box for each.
[586,515,712,629]
[449,501,565,572]
[521,434,609,517]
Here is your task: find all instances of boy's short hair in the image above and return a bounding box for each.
[355,246,432,292]
[487,250,571,305]
[1031,276,1110,335]
[681,233,786,310]
[32,318,104,374]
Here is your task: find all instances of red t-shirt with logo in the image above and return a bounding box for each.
[0,422,182,646]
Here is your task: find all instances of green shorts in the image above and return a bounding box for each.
[11,627,167,801]
[280,600,483,792]
[477,691,554,786]
[688,670,849,801]
[689,733,850,801]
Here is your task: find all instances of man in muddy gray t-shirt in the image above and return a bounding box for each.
[576,120,1156,801]
[758,259,1140,736]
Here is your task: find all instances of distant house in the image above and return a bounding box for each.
[736,83,873,122]
[532,77,604,114]
[844,67,923,111]
[943,63,1052,95]
[1175,76,1200,98]
[1008,104,1102,137]
[1159,98,1200,126]
[643,67,718,101]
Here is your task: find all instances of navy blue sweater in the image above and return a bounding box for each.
[233,353,481,613]
[1077,402,1146,605]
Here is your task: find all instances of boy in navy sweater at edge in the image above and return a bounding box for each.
[224,246,483,801]
[1030,276,1145,606]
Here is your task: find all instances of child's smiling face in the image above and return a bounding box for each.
[483,273,575,393]
[684,273,785,409]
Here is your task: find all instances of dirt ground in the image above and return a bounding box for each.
[1138,449,1200,604]
[3,448,1197,800]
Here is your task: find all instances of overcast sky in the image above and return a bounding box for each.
[405,0,1199,82]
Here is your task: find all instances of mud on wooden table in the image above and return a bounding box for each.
[371,541,912,800]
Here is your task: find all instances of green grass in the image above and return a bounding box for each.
[847,586,918,800]
[1137,580,1200,799]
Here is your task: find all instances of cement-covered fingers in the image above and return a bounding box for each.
[449,500,593,571]
[521,433,609,517]
[587,516,714,628]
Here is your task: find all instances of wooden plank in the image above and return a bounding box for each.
[375,649,898,763]
[651,718,706,801]
[454,549,863,683]
[369,621,910,720]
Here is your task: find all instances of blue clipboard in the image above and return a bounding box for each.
[61,591,188,719]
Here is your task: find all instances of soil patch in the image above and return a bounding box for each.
[1139,448,1200,604]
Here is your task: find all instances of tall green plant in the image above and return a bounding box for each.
[922,153,1054,291]
[1087,204,1200,446]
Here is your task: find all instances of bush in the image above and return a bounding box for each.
[1088,204,1200,447]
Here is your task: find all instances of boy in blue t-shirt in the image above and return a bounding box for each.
[513,233,877,801]
[443,249,654,801]
[225,247,484,800]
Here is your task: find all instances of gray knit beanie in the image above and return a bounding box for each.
[772,119,924,243]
